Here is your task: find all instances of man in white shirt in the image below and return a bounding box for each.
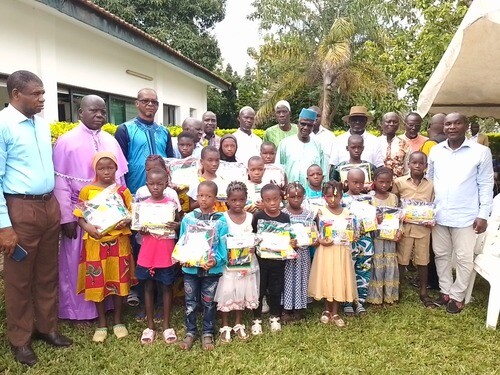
[309,105,335,177]
[233,106,262,165]
[328,106,384,174]
[428,112,493,314]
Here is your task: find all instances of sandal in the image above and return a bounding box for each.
[251,319,262,335]
[343,304,355,317]
[127,292,140,307]
[113,324,128,339]
[331,314,346,328]
[92,327,108,343]
[233,324,249,341]
[179,334,196,351]
[219,326,232,343]
[162,328,177,344]
[140,328,155,344]
[201,334,215,351]
[320,311,332,324]
[355,303,367,316]
[420,295,438,309]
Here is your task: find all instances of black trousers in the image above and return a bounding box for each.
[253,257,285,318]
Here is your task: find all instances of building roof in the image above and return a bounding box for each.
[38,0,232,91]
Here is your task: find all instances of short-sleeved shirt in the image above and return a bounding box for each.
[392,176,434,238]
[251,210,291,233]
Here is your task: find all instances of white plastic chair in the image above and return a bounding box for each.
[465,218,500,329]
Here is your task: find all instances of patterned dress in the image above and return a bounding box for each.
[281,208,314,310]
[74,184,137,302]
[366,193,400,304]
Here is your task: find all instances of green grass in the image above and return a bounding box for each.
[0,276,499,375]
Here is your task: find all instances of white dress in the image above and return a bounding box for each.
[215,212,260,312]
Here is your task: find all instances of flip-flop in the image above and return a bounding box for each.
[140,328,155,344]
[343,305,355,317]
[92,327,108,343]
[162,328,177,344]
[113,324,128,339]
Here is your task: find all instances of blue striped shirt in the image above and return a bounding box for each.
[0,105,55,228]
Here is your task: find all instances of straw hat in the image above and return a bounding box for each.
[342,106,374,123]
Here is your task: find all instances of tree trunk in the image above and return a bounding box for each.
[320,70,337,129]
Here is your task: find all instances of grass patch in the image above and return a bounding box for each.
[0,276,499,374]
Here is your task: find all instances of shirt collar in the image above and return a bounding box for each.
[79,121,101,135]
[443,137,472,151]
[6,104,33,125]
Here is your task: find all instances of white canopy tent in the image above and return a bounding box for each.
[417,0,500,118]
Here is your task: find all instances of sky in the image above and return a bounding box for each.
[213,0,262,75]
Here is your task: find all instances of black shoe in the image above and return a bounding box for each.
[32,331,73,347]
[11,345,37,366]
[434,293,449,306]
[446,299,464,314]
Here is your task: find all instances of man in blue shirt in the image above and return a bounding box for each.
[115,88,174,194]
[0,70,72,366]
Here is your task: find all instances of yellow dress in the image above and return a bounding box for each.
[308,207,357,302]
[73,184,137,302]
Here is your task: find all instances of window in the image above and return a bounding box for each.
[190,108,197,118]
[164,104,179,126]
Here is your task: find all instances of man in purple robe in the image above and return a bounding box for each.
[53,95,128,321]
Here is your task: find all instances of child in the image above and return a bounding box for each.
[74,152,136,342]
[308,181,356,327]
[281,182,314,322]
[341,168,375,315]
[305,164,323,199]
[330,135,376,189]
[366,167,400,306]
[393,151,435,308]
[136,167,181,344]
[179,180,228,351]
[219,134,238,162]
[245,156,266,213]
[176,131,196,159]
[251,184,296,334]
[215,182,259,342]
[261,141,287,188]
[188,146,227,212]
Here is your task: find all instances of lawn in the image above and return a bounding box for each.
[0,276,499,375]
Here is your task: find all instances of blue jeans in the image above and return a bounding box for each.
[183,271,220,336]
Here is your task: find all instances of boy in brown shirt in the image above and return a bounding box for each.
[393,151,435,308]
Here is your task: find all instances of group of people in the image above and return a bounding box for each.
[0,70,494,366]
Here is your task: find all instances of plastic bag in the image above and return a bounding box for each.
[216,161,247,200]
[79,184,130,234]
[338,163,373,183]
[348,196,378,233]
[401,199,436,226]
[256,220,297,259]
[319,216,355,245]
[131,201,176,239]
[226,233,257,270]
[172,220,216,267]
[164,157,199,187]
[262,164,286,188]
[303,197,324,217]
[291,220,318,247]
[376,206,404,241]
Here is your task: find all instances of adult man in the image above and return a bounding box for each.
[115,88,174,194]
[53,95,128,322]
[378,112,410,178]
[263,100,298,147]
[233,106,262,165]
[421,113,446,155]
[309,105,335,176]
[329,106,384,170]
[0,70,72,366]
[173,117,204,158]
[469,121,490,147]
[277,108,324,188]
[201,111,221,149]
[428,112,493,314]
[400,112,428,152]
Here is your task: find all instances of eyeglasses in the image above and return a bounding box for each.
[298,121,314,128]
[137,99,159,106]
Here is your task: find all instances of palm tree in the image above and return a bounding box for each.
[254,18,393,128]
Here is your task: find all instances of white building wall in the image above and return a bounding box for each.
[0,0,208,124]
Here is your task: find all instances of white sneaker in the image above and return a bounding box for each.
[251,319,263,335]
[261,296,270,314]
[269,316,281,332]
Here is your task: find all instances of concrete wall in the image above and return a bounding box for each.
[0,0,208,123]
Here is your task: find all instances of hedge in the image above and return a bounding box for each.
[50,121,500,156]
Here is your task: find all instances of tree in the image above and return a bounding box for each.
[250,0,413,128]
[93,0,226,70]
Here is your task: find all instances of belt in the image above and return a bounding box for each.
[4,192,53,201]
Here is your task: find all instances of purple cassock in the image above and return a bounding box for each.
[53,122,128,320]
